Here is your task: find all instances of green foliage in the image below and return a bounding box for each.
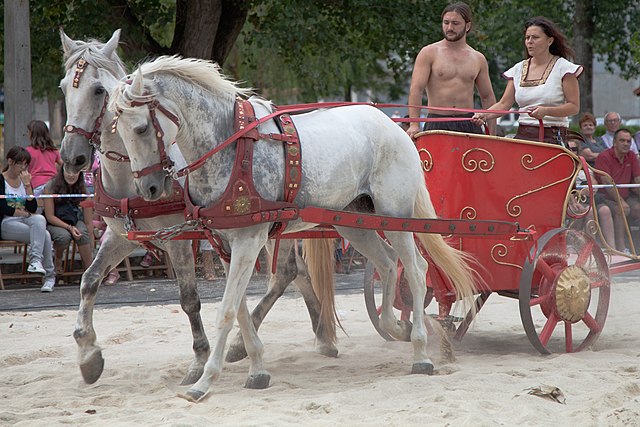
[1,0,638,105]
[238,0,449,102]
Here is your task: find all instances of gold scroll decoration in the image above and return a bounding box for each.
[506,152,577,218]
[418,148,433,172]
[490,244,523,270]
[462,148,495,173]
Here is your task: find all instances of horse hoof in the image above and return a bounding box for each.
[317,344,339,358]
[245,373,270,389]
[225,345,248,363]
[182,388,206,402]
[180,369,204,386]
[79,351,105,384]
[411,362,434,375]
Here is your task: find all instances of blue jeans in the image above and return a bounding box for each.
[2,214,55,280]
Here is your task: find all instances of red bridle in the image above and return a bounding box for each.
[111,98,181,178]
[63,59,110,154]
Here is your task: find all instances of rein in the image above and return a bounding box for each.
[173,103,541,179]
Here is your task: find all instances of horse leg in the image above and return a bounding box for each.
[161,240,210,385]
[226,240,296,362]
[184,229,268,402]
[383,231,433,375]
[226,239,338,362]
[74,227,139,384]
[333,227,411,341]
[237,296,270,389]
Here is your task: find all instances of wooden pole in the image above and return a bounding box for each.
[3,0,33,155]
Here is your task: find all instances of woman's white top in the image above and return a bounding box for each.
[503,56,583,128]
[2,180,27,223]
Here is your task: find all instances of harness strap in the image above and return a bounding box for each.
[93,169,185,220]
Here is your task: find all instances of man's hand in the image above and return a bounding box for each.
[406,123,421,140]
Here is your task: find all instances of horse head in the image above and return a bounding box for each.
[59,29,126,173]
[109,67,179,201]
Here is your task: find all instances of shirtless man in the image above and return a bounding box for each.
[406,2,496,139]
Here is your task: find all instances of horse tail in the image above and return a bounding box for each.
[302,238,340,346]
[413,183,479,311]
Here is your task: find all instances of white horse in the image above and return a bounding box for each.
[59,31,338,387]
[108,55,479,401]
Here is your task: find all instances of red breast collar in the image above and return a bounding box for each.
[183,98,302,232]
[93,168,185,220]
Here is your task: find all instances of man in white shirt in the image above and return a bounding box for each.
[601,111,639,154]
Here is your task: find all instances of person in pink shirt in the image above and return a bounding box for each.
[25,120,63,202]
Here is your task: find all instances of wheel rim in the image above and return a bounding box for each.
[519,228,610,354]
[363,261,433,341]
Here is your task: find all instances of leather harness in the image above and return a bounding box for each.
[183,99,303,265]
[93,169,185,223]
[64,58,187,253]
[115,97,303,266]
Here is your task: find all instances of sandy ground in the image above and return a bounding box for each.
[1,276,639,426]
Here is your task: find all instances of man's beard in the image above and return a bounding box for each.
[444,30,465,42]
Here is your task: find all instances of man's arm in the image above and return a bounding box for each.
[407,46,432,139]
[475,53,497,134]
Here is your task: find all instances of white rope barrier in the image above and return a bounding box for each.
[0,194,95,199]
[576,184,640,189]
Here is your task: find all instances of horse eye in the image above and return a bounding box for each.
[135,124,148,135]
[95,87,105,95]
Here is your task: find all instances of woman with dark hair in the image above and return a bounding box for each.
[43,165,93,276]
[0,146,56,292]
[473,17,582,145]
[25,120,63,199]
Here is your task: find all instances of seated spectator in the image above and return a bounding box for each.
[577,112,607,167]
[594,128,640,251]
[567,139,615,249]
[601,112,638,154]
[0,146,56,292]
[43,165,93,275]
[25,120,63,210]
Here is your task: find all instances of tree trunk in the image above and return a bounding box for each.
[173,0,221,59]
[573,0,594,118]
[212,0,251,66]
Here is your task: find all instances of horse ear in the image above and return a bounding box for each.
[101,29,121,59]
[59,28,77,59]
[131,68,145,96]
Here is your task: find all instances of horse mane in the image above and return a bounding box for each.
[63,39,127,77]
[110,55,252,112]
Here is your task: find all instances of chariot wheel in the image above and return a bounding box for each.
[364,260,433,341]
[519,228,610,354]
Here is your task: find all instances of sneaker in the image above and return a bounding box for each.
[40,278,56,293]
[28,261,46,275]
[103,270,120,286]
[139,251,154,268]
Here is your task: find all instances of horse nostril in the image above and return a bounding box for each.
[148,186,157,196]
[74,155,87,167]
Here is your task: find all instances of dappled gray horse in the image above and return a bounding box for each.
[109,56,478,401]
[59,31,338,388]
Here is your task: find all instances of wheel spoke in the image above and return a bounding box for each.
[588,278,609,290]
[530,293,551,307]
[574,240,594,267]
[539,311,559,346]
[535,257,557,282]
[564,321,573,353]
[581,312,601,333]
